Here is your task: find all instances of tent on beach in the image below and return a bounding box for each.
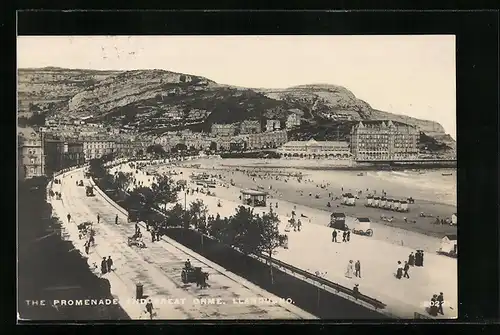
[439,234,457,257]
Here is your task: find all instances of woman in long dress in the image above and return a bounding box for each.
[345,260,354,278]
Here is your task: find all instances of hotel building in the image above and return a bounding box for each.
[277,139,352,159]
[350,120,419,161]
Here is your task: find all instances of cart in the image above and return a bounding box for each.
[351,217,373,237]
[127,236,146,248]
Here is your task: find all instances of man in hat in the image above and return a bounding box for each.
[107,256,114,272]
[342,231,347,242]
[332,230,337,243]
[403,261,410,279]
[355,260,361,278]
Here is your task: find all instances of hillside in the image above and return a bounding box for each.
[17,68,454,148]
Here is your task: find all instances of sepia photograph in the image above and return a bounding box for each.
[17,35,457,321]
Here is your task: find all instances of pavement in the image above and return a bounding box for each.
[48,168,316,320]
[119,162,457,319]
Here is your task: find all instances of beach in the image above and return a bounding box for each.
[154,158,457,243]
[131,158,458,317]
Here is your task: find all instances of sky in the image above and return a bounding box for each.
[17,35,456,138]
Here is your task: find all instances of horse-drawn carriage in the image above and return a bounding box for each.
[85,185,94,197]
[127,231,146,248]
[181,264,210,289]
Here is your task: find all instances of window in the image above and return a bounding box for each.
[30,158,36,164]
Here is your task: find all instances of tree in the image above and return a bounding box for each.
[228,206,261,255]
[127,186,155,210]
[88,158,107,179]
[146,144,166,157]
[188,199,208,231]
[163,203,185,229]
[114,171,130,191]
[207,213,227,240]
[209,141,217,152]
[151,175,178,211]
[256,208,285,285]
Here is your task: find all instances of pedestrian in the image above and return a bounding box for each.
[156,229,161,241]
[342,231,347,242]
[115,214,119,225]
[346,230,351,242]
[145,299,154,320]
[89,234,95,247]
[67,213,71,223]
[355,260,361,278]
[345,260,354,278]
[101,257,108,275]
[437,292,445,315]
[150,229,155,242]
[429,294,438,316]
[97,214,100,224]
[396,261,403,279]
[403,261,410,278]
[135,223,140,233]
[107,256,113,272]
[332,230,337,243]
[84,241,90,255]
[408,252,415,266]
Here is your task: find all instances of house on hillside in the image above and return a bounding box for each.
[286,109,303,129]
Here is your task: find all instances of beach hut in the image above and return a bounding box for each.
[365,195,374,207]
[451,213,457,226]
[393,199,401,211]
[341,193,348,205]
[399,200,409,212]
[439,234,457,257]
[347,193,356,206]
[373,196,380,208]
[379,197,387,208]
[241,189,268,207]
[329,212,348,231]
[385,199,393,210]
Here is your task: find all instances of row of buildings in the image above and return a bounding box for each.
[18,129,149,180]
[276,120,420,161]
[153,128,289,153]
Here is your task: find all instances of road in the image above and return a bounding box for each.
[50,169,316,320]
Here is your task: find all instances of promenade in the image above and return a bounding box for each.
[49,168,316,320]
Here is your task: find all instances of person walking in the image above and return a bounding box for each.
[101,257,108,275]
[84,241,90,255]
[346,230,351,242]
[106,256,113,272]
[396,261,403,279]
[355,260,361,278]
[97,214,100,224]
[437,292,445,315]
[67,213,71,223]
[403,261,410,278]
[408,252,415,266]
[332,230,338,243]
[145,299,154,320]
[150,229,156,243]
[345,260,354,278]
[115,214,119,225]
[342,231,347,242]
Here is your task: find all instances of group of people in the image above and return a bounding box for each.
[345,260,362,278]
[395,251,425,279]
[331,229,351,243]
[395,261,411,279]
[428,292,445,316]
[100,256,114,275]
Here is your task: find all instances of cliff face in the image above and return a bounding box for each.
[18,68,454,147]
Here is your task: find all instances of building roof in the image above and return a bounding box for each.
[281,140,349,148]
[331,212,346,218]
[443,234,457,241]
[240,189,268,196]
[357,217,370,222]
